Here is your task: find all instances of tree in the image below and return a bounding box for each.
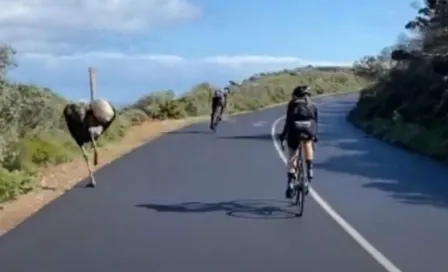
[0,44,17,82]
[353,47,394,80]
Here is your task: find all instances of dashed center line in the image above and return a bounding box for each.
[252,121,266,127]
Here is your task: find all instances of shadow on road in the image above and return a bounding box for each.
[218,134,274,141]
[135,199,297,219]
[318,137,448,209]
[316,99,448,209]
[167,129,211,135]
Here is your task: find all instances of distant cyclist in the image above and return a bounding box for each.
[209,87,229,131]
[278,85,318,198]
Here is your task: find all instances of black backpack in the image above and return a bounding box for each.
[292,99,314,121]
[214,90,225,100]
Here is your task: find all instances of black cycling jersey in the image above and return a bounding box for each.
[280,98,318,143]
[212,89,227,102]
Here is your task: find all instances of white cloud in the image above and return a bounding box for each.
[0,0,202,31]
[22,52,350,67]
[25,52,185,62]
[202,55,303,65]
[0,0,202,52]
[202,55,351,67]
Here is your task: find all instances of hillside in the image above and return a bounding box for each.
[348,1,448,162]
[0,45,367,204]
[128,66,366,121]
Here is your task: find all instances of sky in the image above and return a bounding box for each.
[1,0,418,104]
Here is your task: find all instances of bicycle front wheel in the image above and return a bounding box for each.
[294,146,306,217]
[295,177,305,217]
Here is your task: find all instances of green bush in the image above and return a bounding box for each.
[0,167,36,203]
[121,108,148,125]
[128,68,367,119]
[20,135,74,167]
[348,1,448,163]
[350,116,448,162]
[96,115,130,147]
[159,100,188,119]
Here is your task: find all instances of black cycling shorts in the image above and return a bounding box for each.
[286,120,316,150]
[212,97,225,110]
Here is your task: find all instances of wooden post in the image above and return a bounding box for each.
[88,67,96,101]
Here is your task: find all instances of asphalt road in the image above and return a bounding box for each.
[1,92,448,272]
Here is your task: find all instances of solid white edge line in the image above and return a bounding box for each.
[270,102,402,272]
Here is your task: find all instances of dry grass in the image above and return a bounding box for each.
[0,117,205,233]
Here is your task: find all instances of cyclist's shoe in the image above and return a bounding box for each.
[307,168,313,180]
[305,169,312,196]
[303,180,310,195]
[285,182,294,199]
[285,173,295,199]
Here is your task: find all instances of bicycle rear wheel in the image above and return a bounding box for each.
[293,144,306,217]
[295,173,305,217]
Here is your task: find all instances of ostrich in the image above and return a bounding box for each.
[63,99,117,187]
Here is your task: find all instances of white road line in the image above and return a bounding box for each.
[223,116,236,123]
[271,115,402,272]
[252,121,266,127]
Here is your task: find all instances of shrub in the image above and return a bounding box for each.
[0,168,36,203]
[348,1,448,163]
[121,108,148,125]
[19,135,74,167]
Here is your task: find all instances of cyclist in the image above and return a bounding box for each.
[209,87,229,130]
[278,85,318,198]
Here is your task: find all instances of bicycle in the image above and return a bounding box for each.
[290,139,309,217]
[282,135,315,217]
[210,81,237,132]
[210,105,224,132]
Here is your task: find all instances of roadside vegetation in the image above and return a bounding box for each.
[0,45,367,204]
[349,1,448,163]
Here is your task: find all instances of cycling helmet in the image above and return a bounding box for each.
[292,85,310,98]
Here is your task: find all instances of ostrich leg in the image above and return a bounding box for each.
[81,145,96,187]
[90,132,99,166]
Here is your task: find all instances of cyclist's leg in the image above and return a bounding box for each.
[210,100,217,129]
[303,139,314,180]
[285,136,299,198]
[216,105,223,123]
[219,100,225,118]
[210,111,215,129]
[287,146,299,178]
[215,98,225,124]
[301,139,313,195]
[303,122,316,181]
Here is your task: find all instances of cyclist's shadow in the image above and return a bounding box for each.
[135,199,297,220]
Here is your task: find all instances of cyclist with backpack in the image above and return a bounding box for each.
[209,87,229,131]
[278,85,319,198]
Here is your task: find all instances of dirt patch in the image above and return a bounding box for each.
[0,117,205,234]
